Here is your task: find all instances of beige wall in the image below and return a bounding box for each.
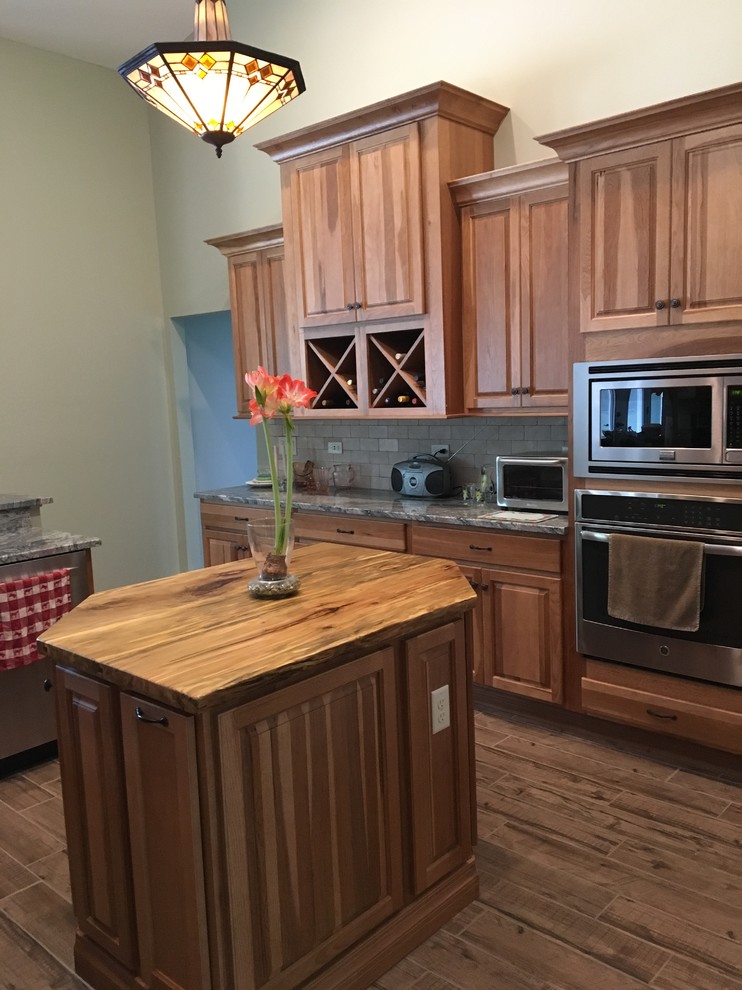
[152,0,742,318]
[0,38,182,590]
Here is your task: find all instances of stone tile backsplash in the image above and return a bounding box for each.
[277,416,568,492]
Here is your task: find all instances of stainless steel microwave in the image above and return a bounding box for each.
[496,453,568,513]
[573,354,742,480]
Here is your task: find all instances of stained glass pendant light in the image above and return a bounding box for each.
[118,0,305,157]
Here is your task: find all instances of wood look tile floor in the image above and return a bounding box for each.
[1,707,741,990]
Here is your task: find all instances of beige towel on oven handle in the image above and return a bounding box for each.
[607,534,704,632]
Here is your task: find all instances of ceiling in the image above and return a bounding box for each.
[0,0,194,69]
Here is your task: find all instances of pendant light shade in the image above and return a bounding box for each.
[118,0,305,157]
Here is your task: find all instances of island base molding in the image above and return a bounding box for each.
[72,861,478,990]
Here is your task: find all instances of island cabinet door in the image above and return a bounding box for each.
[55,667,138,971]
[119,694,211,990]
[218,648,404,990]
[404,620,473,895]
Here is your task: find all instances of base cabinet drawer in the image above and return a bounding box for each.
[408,524,561,572]
[582,663,742,754]
[294,513,407,551]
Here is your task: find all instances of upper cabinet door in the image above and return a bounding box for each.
[519,185,569,407]
[230,251,267,412]
[671,122,742,325]
[349,123,425,322]
[287,144,357,327]
[262,247,290,374]
[578,142,672,332]
[461,199,521,409]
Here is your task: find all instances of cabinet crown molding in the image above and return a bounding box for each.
[205,223,283,257]
[256,80,510,163]
[449,157,568,207]
[537,81,742,161]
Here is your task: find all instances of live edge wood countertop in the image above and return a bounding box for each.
[38,542,476,714]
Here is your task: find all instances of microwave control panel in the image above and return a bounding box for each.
[727,385,742,449]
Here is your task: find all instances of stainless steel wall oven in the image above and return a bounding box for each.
[576,490,742,688]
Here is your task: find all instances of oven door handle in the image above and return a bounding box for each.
[580,530,742,556]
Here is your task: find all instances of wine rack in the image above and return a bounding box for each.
[367,328,426,410]
[305,334,359,411]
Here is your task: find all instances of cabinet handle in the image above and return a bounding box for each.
[522,386,529,395]
[353,302,362,310]
[468,579,479,590]
[135,706,169,727]
[469,544,492,552]
[480,583,489,591]
[511,387,520,395]
[646,708,677,721]
[654,300,666,310]
[43,678,53,692]
[670,298,682,308]
[234,516,252,522]
[336,528,355,534]
[346,303,355,311]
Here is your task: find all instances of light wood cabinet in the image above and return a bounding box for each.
[258,81,510,417]
[408,525,564,704]
[539,83,742,346]
[451,159,569,412]
[282,124,424,328]
[119,694,209,990]
[206,225,292,416]
[55,668,137,979]
[293,512,407,551]
[200,502,274,566]
[45,545,478,990]
[219,647,404,989]
[582,660,742,755]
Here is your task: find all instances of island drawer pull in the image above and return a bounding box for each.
[468,544,492,552]
[234,515,252,522]
[135,706,169,727]
[646,708,678,721]
[336,528,355,534]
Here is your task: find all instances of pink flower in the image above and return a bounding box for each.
[276,374,317,414]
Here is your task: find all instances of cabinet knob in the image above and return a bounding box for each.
[522,386,529,395]
[468,579,479,590]
[135,706,169,727]
[654,300,666,310]
[346,303,355,311]
[670,298,682,309]
[43,678,53,693]
[480,583,489,591]
[353,302,362,310]
[511,387,520,395]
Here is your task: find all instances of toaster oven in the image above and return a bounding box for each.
[496,453,568,513]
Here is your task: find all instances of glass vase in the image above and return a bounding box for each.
[246,519,300,598]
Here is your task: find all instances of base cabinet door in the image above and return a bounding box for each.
[218,649,404,990]
[405,621,473,894]
[55,668,138,972]
[120,695,210,990]
[482,569,563,704]
[202,527,251,566]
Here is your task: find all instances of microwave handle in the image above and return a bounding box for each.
[519,458,565,466]
[581,530,742,556]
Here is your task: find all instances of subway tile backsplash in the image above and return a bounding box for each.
[274,416,568,492]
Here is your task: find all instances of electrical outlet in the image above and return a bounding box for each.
[430,684,450,734]
[431,444,450,459]
[328,441,343,454]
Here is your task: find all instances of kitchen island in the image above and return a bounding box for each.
[39,542,478,990]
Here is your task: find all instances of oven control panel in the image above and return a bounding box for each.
[577,492,742,533]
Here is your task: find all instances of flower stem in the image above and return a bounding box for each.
[283,417,295,554]
[263,419,283,554]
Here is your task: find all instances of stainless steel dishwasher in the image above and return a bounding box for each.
[0,549,91,762]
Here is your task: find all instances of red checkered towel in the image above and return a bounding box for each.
[0,568,72,670]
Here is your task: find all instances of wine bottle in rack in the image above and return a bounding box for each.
[397,394,411,405]
[394,352,405,362]
[377,376,386,387]
[320,398,332,408]
[345,378,354,387]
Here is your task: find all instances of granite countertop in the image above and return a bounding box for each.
[196,485,569,536]
[0,494,53,511]
[0,531,102,566]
